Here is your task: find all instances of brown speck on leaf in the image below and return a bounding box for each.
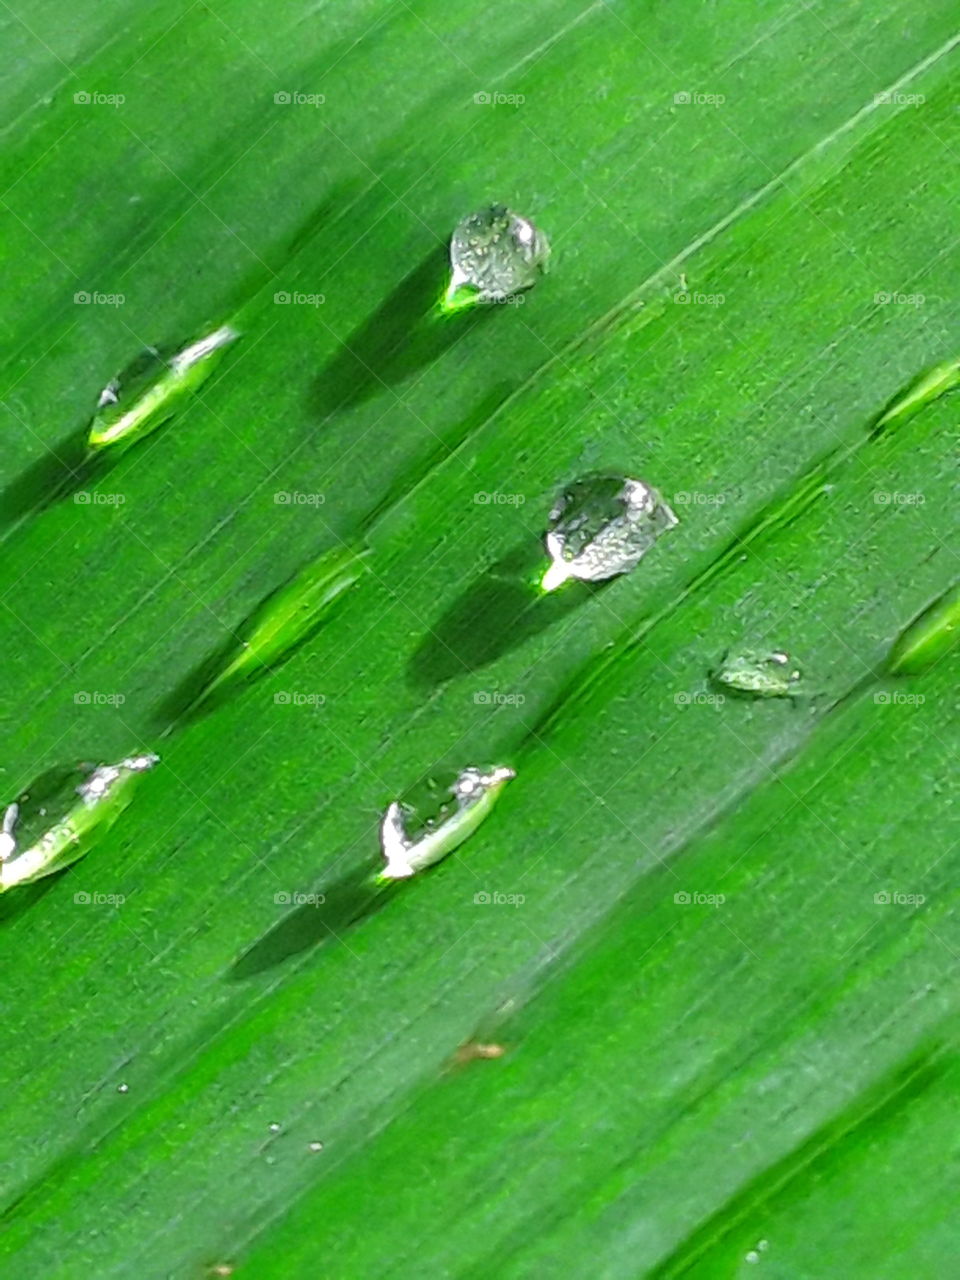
[452,1042,506,1065]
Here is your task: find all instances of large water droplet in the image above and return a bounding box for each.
[0,753,158,889]
[445,205,549,309]
[88,324,238,452]
[541,474,678,591]
[712,648,802,699]
[379,764,515,880]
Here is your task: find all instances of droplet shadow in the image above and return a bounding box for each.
[230,862,400,979]
[0,427,102,534]
[408,532,611,689]
[312,245,492,415]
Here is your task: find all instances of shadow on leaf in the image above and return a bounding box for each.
[230,863,400,979]
[312,245,492,415]
[408,532,609,689]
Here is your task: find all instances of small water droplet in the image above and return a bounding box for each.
[117,1083,129,1093]
[268,1121,281,1132]
[307,1140,324,1152]
[712,649,803,699]
[446,204,549,308]
[745,1250,760,1264]
[541,474,678,591]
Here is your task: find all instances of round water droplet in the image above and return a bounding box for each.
[447,204,549,306]
[308,1140,324,1152]
[542,474,678,591]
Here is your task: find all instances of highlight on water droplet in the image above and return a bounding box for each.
[540,474,678,592]
[87,324,239,452]
[0,752,158,890]
[443,204,549,312]
[191,543,369,715]
[378,764,515,881]
[887,581,960,676]
[711,648,802,699]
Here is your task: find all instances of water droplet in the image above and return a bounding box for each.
[379,764,515,880]
[117,1082,129,1093]
[0,753,158,890]
[745,1250,760,1264]
[712,648,802,699]
[541,474,678,592]
[88,324,239,452]
[445,204,549,309]
[268,1121,281,1132]
[307,1140,324,1152]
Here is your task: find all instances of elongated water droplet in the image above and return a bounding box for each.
[379,764,515,881]
[541,474,678,592]
[445,205,549,310]
[88,324,239,452]
[712,648,802,699]
[0,753,158,890]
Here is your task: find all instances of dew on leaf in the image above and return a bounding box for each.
[379,765,515,881]
[541,474,678,592]
[445,204,549,310]
[0,753,158,890]
[712,648,802,699]
[87,324,239,452]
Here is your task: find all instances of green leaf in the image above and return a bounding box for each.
[1,2,958,1277]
